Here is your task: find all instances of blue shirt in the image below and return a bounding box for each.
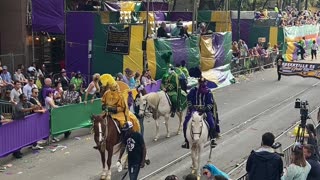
[1,72,12,83]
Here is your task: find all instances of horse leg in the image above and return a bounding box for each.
[176,112,182,135]
[197,145,202,178]
[99,149,107,180]
[191,146,196,174]
[106,148,113,180]
[154,119,160,141]
[165,116,170,138]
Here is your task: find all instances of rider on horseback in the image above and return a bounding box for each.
[101,82,140,132]
[161,64,180,117]
[182,77,218,149]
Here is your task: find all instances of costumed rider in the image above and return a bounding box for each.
[181,77,217,149]
[101,82,140,133]
[161,64,180,118]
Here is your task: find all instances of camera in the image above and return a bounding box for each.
[294,98,309,127]
[294,98,310,144]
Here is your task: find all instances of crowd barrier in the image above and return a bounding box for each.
[50,99,102,135]
[0,112,50,157]
[230,52,278,75]
[0,81,164,157]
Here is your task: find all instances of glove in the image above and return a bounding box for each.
[107,107,117,114]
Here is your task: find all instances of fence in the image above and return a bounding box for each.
[230,51,278,75]
[0,53,26,74]
[236,123,320,180]
[0,80,164,157]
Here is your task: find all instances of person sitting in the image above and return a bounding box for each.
[171,20,183,37]
[13,67,27,85]
[181,78,218,149]
[101,82,140,133]
[157,22,170,38]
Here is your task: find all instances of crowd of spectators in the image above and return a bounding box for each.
[246,129,320,180]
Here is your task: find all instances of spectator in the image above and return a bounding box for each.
[202,164,229,180]
[306,123,320,159]
[41,78,52,104]
[0,114,12,127]
[13,67,27,84]
[29,88,46,113]
[123,68,135,89]
[282,143,311,180]
[185,174,197,180]
[53,81,63,106]
[23,77,37,100]
[181,25,190,38]
[45,88,58,110]
[232,41,239,58]
[246,132,283,180]
[55,69,69,91]
[165,175,178,180]
[303,144,320,180]
[62,84,81,105]
[171,20,183,37]
[10,81,22,105]
[84,73,100,104]
[70,71,84,93]
[311,40,318,60]
[118,121,146,180]
[1,66,13,85]
[134,72,141,87]
[276,55,284,81]
[197,22,207,35]
[157,22,170,38]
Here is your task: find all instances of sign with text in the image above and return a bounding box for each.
[281,62,320,79]
[106,28,130,55]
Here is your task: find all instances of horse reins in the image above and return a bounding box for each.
[190,119,203,140]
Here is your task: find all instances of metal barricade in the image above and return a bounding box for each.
[0,100,13,119]
[0,53,26,73]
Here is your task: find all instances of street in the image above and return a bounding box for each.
[1,68,320,180]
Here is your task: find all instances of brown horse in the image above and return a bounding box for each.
[91,113,121,180]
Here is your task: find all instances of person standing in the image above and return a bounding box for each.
[311,40,318,60]
[303,144,320,180]
[118,121,146,180]
[246,132,283,180]
[276,55,283,81]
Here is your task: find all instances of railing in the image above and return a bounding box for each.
[0,100,13,119]
[230,51,279,75]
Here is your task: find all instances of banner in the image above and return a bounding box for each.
[32,0,64,33]
[0,112,50,157]
[106,28,131,55]
[281,62,320,79]
[50,100,102,135]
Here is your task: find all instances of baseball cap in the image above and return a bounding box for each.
[3,66,7,70]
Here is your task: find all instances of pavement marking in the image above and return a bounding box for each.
[139,81,320,180]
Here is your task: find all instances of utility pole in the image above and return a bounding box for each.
[305,0,308,10]
[237,0,242,41]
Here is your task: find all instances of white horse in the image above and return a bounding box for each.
[136,91,184,141]
[186,111,209,178]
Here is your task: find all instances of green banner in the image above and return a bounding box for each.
[50,99,102,135]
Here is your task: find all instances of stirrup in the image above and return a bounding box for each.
[210,139,217,148]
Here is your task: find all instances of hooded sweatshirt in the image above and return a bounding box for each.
[306,155,320,180]
[246,147,283,180]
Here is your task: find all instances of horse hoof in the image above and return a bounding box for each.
[166,134,170,138]
[106,175,111,180]
[100,175,106,180]
[177,131,181,135]
[145,159,151,165]
[153,138,158,142]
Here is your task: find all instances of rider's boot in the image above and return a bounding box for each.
[209,128,217,148]
[171,106,176,118]
[181,138,190,149]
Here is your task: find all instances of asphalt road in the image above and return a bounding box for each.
[1,68,320,180]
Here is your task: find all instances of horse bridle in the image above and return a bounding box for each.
[190,118,203,140]
[138,99,149,117]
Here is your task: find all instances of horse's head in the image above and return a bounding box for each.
[191,111,205,141]
[137,94,148,117]
[91,113,107,125]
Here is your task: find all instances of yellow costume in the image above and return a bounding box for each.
[101,83,140,132]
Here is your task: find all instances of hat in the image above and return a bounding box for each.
[176,22,183,27]
[123,121,133,131]
[28,67,36,72]
[3,66,7,70]
[61,69,66,73]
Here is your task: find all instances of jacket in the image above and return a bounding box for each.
[246,147,283,180]
[307,155,320,180]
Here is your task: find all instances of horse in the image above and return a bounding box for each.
[91,113,121,180]
[136,90,185,141]
[186,111,209,178]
